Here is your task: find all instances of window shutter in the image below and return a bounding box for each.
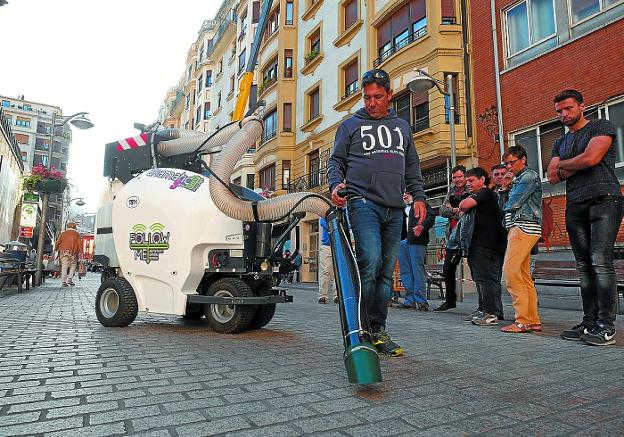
[15,133,29,144]
[252,1,260,23]
[392,4,409,37]
[411,0,426,22]
[441,0,455,19]
[377,18,392,47]
[283,103,292,131]
[412,90,428,106]
[344,60,358,87]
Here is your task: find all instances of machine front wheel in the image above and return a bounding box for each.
[95,277,138,327]
[204,278,257,333]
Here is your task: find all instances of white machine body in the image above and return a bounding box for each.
[109,168,245,315]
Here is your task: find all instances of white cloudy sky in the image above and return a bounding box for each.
[1,0,220,214]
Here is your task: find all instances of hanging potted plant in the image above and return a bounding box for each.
[22,163,67,194]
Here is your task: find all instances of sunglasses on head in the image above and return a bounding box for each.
[362,69,389,81]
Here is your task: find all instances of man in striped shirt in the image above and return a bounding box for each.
[500,145,543,333]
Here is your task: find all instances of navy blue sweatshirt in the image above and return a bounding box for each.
[327,108,425,208]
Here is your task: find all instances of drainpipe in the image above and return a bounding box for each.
[490,0,505,158]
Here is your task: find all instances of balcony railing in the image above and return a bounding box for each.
[373,26,427,67]
[205,17,236,58]
[262,129,277,143]
[412,116,430,133]
[0,108,24,171]
[442,16,457,25]
[286,169,329,193]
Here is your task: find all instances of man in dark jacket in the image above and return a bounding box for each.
[397,201,435,311]
[328,68,426,357]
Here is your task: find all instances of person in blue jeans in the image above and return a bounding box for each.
[327,68,426,357]
[398,201,435,311]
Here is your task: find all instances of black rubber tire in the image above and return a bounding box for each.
[248,282,276,330]
[95,277,138,327]
[183,302,204,319]
[204,278,257,334]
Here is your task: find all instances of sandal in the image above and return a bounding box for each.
[529,323,542,332]
[501,322,532,333]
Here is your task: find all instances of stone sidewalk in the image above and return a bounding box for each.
[0,274,623,436]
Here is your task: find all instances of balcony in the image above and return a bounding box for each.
[205,17,236,58]
[373,26,427,67]
[442,16,457,25]
[287,169,328,194]
[168,89,185,117]
[261,128,277,144]
[412,116,430,133]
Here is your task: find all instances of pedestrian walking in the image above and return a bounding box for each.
[500,145,543,333]
[318,217,337,304]
[433,165,470,312]
[457,167,506,325]
[328,68,427,357]
[547,89,623,346]
[397,201,435,311]
[54,222,83,287]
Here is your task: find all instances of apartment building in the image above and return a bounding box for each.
[469,0,624,247]
[159,0,258,189]
[0,95,73,227]
[0,107,24,242]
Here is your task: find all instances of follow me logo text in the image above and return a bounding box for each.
[129,223,171,264]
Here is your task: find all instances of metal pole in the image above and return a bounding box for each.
[448,74,457,168]
[490,0,505,158]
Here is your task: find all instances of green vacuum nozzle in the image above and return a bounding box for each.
[344,342,382,384]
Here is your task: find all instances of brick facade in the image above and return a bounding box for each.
[469,1,624,247]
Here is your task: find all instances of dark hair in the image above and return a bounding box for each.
[554,89,583,104]
[361,69,391,93]
[490,163,506,172]
[465,167,490,186]
[451,165,466,175]
[504,145,527,160]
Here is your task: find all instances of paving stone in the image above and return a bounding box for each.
[46,400,119,419]
[0,416,83,436]
[44,421,126,437]
[132,411,207,432]
[346,418,416,436]
[223,423,300,437]
[247,405,316,427]
[292,412,363,433]
[89,405,161,425]
[0,411,40,427]
[8,397,81,414]
[176,415,251,437]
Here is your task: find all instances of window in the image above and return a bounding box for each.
[20,151,28,162]
[393,92,429,133]
[284,49,293,78]
[15,133,29,144]
[233,176,242,186]
[262,57,279,90]
[266,7,280,39]
[252,1,260,23]
[444,73,460,124]
[199,44,204,62]
[282,160,291,189]
[263,109,277,142]
[37,122,51,134]
[250,84,258,107]
[605,100,624,163]
[197,74,203,93]
[246,174,255,189]
[259,164,276,191]
[187,64,193,82]
[441,0,456,24]
[218,58,223,75]
[283,103,292,132]
[195,106,202,125]
[35,137,50,151]
[217,92,222,108]
[229,75,236,95]
[309,150,320,188]
[23,104,32,111]
[1,100,9,107]
[285,0,294,25]
[185,93,190,110]
[505,0,555,57]
[375,0,427,67]
[204,102,211,119]
[308,87,320,121]
[343,59,359,98]
[309,28,321,55]
[16,116,31,127]
[238,48,247,74]
[570,0,614,23]
[205,70,213,86]
[344,0,358,29]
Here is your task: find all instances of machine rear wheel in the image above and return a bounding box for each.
[204,278,256,333]
[248,282,276,330]
[95,277,138,327]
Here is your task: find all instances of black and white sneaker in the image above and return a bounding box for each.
[582,322,616,346]
[471,313,498,326]
[560,323,590,341]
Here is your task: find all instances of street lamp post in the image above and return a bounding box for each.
[407,70,457,168]
[35,112,93,285]
[62,197,86,228]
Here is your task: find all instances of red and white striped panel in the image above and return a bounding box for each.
[116,133,148,152]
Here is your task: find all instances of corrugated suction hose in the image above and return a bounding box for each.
[155,122,241,157]
[209,119,329,220]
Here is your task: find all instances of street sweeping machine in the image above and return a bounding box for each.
[92,0,381,384]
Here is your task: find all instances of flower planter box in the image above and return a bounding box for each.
[34,179,67,194]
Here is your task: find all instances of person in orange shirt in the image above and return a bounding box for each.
[55,222,82,287]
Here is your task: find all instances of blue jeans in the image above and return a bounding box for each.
[348,198,404,333]
[566,194,623,329]
[397,240,428,304]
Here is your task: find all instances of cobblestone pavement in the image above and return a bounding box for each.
[1,274,623,436]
